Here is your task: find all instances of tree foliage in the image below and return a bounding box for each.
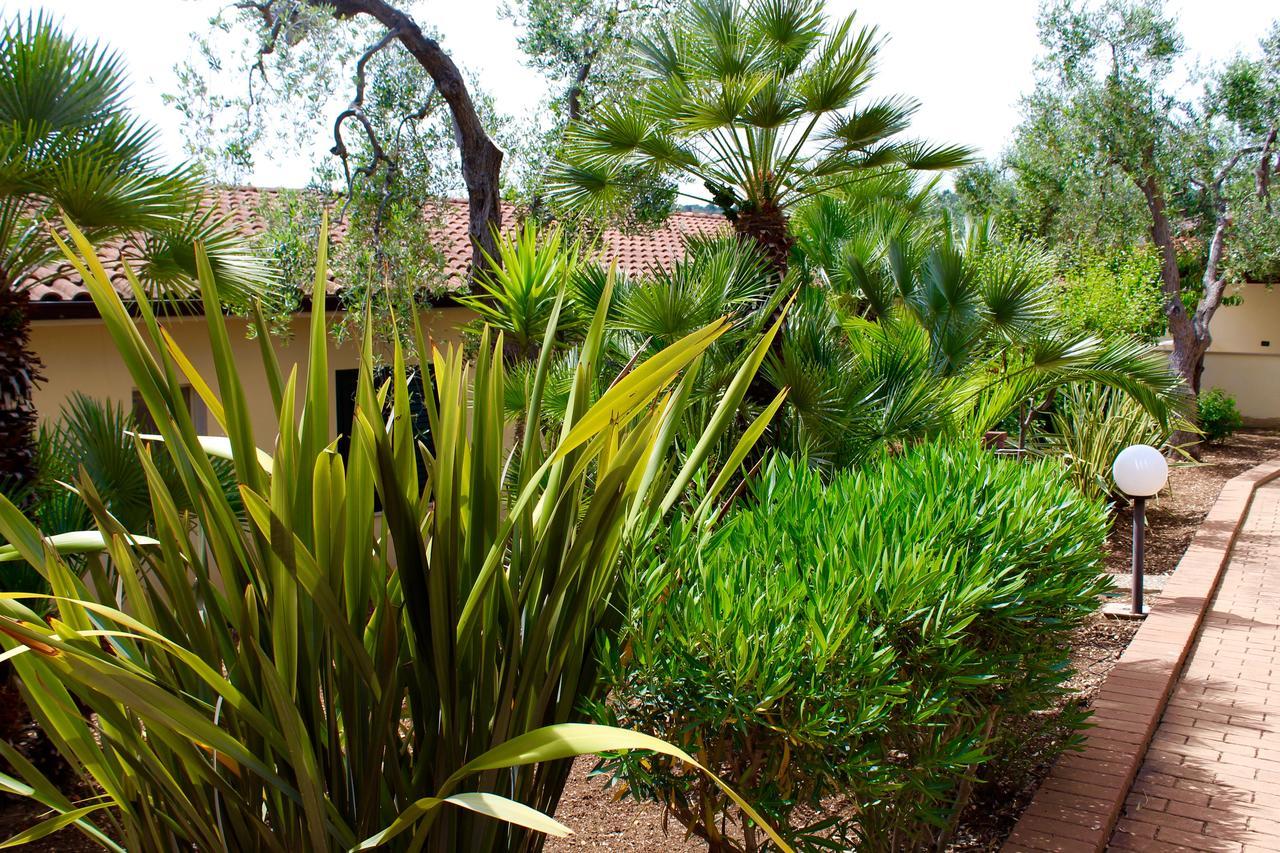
[549,0,973,272]
[171,0,512,285]
[501,0,680,225]
[955,0,1280,403]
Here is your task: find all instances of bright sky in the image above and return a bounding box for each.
[3,0,1277,189]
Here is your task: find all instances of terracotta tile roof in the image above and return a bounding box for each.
[26,186,727,308]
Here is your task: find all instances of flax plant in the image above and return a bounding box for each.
[0,216,789,852]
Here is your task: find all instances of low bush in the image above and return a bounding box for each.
[594,445,1109,851]
[1197,387,1243,444]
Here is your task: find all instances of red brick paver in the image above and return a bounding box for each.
[1004,459,1280,853]
[1109,482,1280,852]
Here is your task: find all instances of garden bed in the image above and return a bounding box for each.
[547,431,1280,852]
[6,434,1279,852]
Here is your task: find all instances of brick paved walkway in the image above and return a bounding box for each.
[1111,481,1280,852]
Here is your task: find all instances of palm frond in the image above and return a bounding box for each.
[822,96,920,149]
[135,203,280,312]
[0,13,129,129]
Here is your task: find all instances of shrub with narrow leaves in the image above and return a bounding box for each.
[594,445,1109,852]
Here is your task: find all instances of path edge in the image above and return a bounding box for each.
[1003,456,1280,853]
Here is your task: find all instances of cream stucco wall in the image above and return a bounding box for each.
[30,307,474,441]
[1199,283,1280,425]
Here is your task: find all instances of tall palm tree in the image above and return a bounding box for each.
[0,13,273,498]
[547,0,974,274]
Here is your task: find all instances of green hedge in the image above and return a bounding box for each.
[1055,247,1166,342]
[595,444,1109,851]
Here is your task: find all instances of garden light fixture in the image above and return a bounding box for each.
[1112,444,1169,616]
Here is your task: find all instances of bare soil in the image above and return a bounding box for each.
[6,432,1278,851]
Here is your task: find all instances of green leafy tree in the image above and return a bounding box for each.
[963,1,1279,416]
[171,0,508,278]
[548,0,973,275]
[502,0,679,223]
[0,13,271,501]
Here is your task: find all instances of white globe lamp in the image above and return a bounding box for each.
[1112,444,1168,616]
[1112,444,1169,498]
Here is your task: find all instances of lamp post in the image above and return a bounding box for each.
[1112,444,1169,616]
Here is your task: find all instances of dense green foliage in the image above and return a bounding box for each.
[595,446,1109,851]
[0,221,790,851]
[954,1,1278,401]
[1054,248,1166,342]
[1,395,243,615]
[550,0,971,269]
[1197,387,1244,444]
[476,210,1189,475]
[774,202,1187,464]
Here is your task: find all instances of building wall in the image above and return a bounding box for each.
[1200,283,1280,425]
[30,307,474,441]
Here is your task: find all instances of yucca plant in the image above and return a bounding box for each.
[458,222,584,360]
[0,217,790,851]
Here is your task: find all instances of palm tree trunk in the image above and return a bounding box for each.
[732,201,794,279]
[0,284,42,502]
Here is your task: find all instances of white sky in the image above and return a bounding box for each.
[4,0,1277,190]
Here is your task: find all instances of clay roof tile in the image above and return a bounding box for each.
[24,186,726,307]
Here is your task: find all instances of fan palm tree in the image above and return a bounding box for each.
[762,202,1190,467]
[0,13,273,499]
[547,0,974,274]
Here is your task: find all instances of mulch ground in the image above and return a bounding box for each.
[6,432,1279,851]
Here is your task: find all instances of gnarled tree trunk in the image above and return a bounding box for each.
[1137,173,1233,452]
[318,0,504,284]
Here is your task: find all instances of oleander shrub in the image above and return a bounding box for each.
[1197,387,1243,444]
[593,444,1109,852]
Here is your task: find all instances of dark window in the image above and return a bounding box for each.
[334,366,434,469]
